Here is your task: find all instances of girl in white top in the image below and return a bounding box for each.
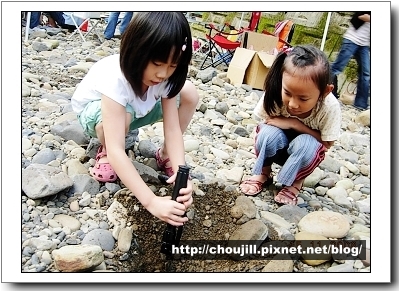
[71,12,199,227]
[240,45,341,205]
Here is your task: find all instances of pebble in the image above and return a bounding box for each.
[20,23,371,273]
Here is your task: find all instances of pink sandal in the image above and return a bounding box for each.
[90,145,117,182]
[239,176,273,196]
[155,148,174,177]
[274,185,301,205]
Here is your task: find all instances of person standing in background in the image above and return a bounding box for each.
[104,12,134,40]
[331,12,370,110]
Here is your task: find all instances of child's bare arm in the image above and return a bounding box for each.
[160,96,193,208]
[289,118,335,149]
[101,95,188,226]
[266,116,334,149]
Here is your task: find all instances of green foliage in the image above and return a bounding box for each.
[257,12,289,33]
[225,12,236,24]
[344,60,358,81]
[202,12,209,21]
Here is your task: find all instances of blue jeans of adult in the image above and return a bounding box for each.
[331,38,370,109]
[29,12,67,29]
[46,12,67,27]
[104,12,133,39]
[29,12,42,28]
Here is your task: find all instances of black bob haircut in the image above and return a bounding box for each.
[120,12,192,98]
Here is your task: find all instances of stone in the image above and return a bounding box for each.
[298,211,350,238]
[117,228,133,252]
[261,255,294,272]
[22,164,73,199]
[295,231,332,266]
[52,244,104,272]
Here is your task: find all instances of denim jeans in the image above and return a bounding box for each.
[29,12,42,28]
[46,12,66,27]
[29,12,67,29]
[104,12,133,39]
[331,38,370,109]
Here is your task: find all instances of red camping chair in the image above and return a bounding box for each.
[248,12,261,32]
[262,19,295,52]
[199,23,244,70]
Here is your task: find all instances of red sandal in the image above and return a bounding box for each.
[155,148,174,177]
[274,185,301,205]
[89,145,117,182]
[239,176,273,196]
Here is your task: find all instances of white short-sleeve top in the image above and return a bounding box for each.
[71,54,170,118]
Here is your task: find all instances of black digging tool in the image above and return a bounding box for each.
[160,165,190,258]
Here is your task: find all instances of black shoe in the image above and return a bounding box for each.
[332,75,339,99]
[351,104,369,111]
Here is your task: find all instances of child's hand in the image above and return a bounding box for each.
[177,178,193,209]
[166,174,193,209]
[147,196,188,226]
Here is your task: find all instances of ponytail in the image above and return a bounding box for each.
[263,51,287,115]
[263,45,331,115]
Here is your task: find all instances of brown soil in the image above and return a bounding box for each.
[110,183,276,273]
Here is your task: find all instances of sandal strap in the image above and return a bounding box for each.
[155,148,174,176]
[292,185,301,192]
[279,188,298,201]
[95,145,107,160]
[156,148,170,166]
[240,179,263,195]
[241,179,263,188]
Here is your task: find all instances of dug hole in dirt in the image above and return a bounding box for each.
[112,182,279,273]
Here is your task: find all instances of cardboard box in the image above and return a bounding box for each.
[241,31,278,53]
[227,47,276,90]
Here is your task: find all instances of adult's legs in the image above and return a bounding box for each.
[29,12,42,28]
[119,12,133,35]
[104,12,121,39]
[353,46,370,109]
[330,38,359,98]
[46,12,66,27]
[331,39,359,76]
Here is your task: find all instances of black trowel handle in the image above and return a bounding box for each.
[171,165,190,200]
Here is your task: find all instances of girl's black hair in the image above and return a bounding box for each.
[263,45,331,115]
[120,12,192,97]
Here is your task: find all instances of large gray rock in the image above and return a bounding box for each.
[227,219,268,260]
[22,164,73,199]
[81,229,115,251]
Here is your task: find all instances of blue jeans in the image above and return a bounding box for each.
[29,12,42,28]
[104,12,133,39]
[331,38,370,109]
[253,124,325,186]
[29,12,68,29]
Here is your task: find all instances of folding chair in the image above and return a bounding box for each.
[192,37,209,62]
[68,12,103,42]
[199,23,244,70]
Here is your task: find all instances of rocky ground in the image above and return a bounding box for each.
[21,24,371,273]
